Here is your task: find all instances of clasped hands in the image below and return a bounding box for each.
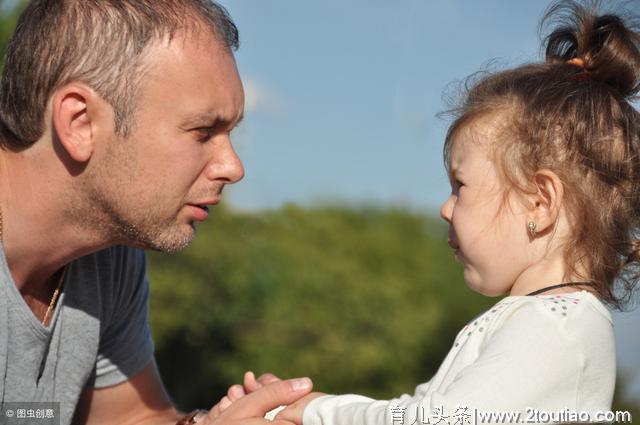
[195,372,324,425]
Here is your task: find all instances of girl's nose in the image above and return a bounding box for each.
[440,195,454,224]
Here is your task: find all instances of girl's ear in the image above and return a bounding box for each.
[527,169,564,237]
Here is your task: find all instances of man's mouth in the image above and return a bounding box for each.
[189,197,221,210]
[187,204,211,222]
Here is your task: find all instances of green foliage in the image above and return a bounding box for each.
[0,0,26,73]
[148,205,494,410]
[148,204,640,416]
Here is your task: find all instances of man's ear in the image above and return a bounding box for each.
[528,169,564,236]
[51,84,100,162]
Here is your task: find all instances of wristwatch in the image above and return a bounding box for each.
[176,409,209,424]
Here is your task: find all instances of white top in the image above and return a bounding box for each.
[303,291,615,425]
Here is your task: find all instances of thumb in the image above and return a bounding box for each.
[220,378,313,420]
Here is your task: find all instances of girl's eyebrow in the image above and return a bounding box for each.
[449,168,464,178]
[447,168,468,188]
[447,168,461,184]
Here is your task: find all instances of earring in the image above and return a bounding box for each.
[527,221,537,238]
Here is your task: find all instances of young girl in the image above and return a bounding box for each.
[215,2,640,424]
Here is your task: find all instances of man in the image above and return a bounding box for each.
[0,1,311,424]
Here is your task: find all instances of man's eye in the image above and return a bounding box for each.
[194,127,215,142]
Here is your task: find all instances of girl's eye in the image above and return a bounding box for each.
[454,180,464,191]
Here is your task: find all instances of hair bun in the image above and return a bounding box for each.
[543,1,640,98]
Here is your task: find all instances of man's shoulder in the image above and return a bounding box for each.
[66,245,148,317]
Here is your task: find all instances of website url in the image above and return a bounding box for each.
[390,405,633,424]
[475,407,632,424]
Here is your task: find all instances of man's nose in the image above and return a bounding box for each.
[204,136,245,184]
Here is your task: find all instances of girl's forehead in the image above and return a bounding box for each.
[449,122,496,168]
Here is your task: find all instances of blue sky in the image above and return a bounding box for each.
[224,1,550,213]
[219,0,640,399]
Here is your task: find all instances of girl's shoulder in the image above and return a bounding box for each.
[498,290,611,325]
[457,290,613,346]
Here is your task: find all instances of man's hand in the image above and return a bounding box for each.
[210,372,281,420]
[73,361,309,425]
[273,392,326,425]
[201,378,314,425]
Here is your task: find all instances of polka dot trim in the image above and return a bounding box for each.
[536,294,581,317]
[453,294,582,348]
[454,299,515,347]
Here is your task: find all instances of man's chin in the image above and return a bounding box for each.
[126,225,196,253]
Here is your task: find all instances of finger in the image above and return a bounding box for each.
[209,396,231,419]
[265,405,287,421]
[244,371,261,393]
[209,396,229,421]
[220,378,313,420]
[257,373,281,385]
[227,384,246,401]
[219,396,232,411]
[210,404,221,420]
[274,407,301,424]
[270,420,300,425]
[208,419,297,425]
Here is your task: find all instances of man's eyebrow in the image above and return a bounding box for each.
[184,113,244,129]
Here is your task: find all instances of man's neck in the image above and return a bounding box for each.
[0,144,111,292]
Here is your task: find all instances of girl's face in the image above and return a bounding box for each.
[439,118,532,296]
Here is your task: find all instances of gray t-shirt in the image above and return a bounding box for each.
[0,244,155,424]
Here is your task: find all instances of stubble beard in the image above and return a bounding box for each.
[71,141,196,253]
[72,179,197,253]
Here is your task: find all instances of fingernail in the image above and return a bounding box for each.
[291,377,312,392]
[230,385,243,398]
[194,411,208,422]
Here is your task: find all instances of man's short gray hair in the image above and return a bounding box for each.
[0,0,239,149]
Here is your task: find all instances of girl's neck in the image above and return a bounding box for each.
[508,255,593,297]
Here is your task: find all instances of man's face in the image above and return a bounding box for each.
[80,31,245,252]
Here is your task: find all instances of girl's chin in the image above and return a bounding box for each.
[462,268,500,297]
[464,278,510,298]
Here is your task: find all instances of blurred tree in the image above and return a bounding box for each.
[0,0,25,73]
[147,204,640,418]
[148,204,493,409]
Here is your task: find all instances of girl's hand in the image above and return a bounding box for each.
[274,392,326,425]
[204,377,314,425]
[210,371,282,420]
[244,371,282,393]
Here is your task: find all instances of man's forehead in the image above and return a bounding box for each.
[119,26,243,137]
[143,29,232,66]
[140,30,240,90]
[183,110,244,128]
